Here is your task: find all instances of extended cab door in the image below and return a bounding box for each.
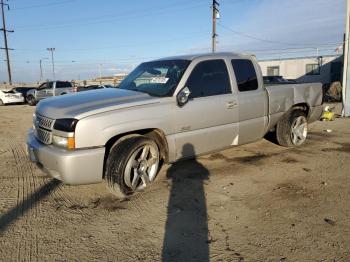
[36,82,52,100]
[173,59,239,159]
[55,81,73,95]
[230,59,268,144]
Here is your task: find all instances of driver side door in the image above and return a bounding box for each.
[173,59,239,159]
[36,83,48,100]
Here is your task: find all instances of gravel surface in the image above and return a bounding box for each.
[0,104,349,261]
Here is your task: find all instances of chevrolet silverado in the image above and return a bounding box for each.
[27,52,323,198]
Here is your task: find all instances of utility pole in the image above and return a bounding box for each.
[342,0,350,117]
[98,63,102,84]
[47,48,55,80]
[212,0,219,53]
[1,0,14,85]
[39,58,48,82]
[39,59,43,82]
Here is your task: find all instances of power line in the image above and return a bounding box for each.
[14,1,207,31]
[11,0,77,11]
[1,0,13,85]
[252,48,339,56]
[218,23,340,47]
[11,30,210,52]
[244,44,343,53]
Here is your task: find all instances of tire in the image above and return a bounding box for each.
[27,95,36,106]
[60,93,66,95]
[105,135,160,199]
[276,109,308,147]
[0,99,4,106]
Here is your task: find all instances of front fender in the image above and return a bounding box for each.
[74,103,174,148]
[26,89,36,97]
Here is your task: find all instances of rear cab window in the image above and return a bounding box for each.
[186,59,231,98]
[231,59,258,92]
[56,81,73,88]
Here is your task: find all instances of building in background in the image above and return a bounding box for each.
[259,55,343,87]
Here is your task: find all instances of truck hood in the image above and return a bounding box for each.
[36,88,158,119]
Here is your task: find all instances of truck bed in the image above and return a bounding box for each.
[265,82,323,129]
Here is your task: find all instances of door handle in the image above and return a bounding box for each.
[227,101,237,109]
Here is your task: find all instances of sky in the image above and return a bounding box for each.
[0,0,347,83]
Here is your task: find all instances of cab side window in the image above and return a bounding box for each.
[231,59,258,92]
[38,83,48,89]
[186,59,231,98]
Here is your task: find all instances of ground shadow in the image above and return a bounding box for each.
[0,179,61,234]
[162,144,209,262]
[264,130,279,145]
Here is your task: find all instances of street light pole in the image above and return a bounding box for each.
[39,58,48,82]
[47,48,55,80]
[39,59,43,82]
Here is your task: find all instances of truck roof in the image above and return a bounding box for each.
[152,52,255,62]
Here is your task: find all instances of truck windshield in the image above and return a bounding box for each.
[119,59,190,97]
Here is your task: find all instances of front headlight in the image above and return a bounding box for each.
[52,118,78,150]
[52,135,75,149]
[53,118,78,132]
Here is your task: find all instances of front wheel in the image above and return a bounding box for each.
[276,110,308,147]
[27,95,36,106]
[0,99,4,106]
[105,135,160,198]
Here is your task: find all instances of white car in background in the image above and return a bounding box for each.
[0,89,25,105]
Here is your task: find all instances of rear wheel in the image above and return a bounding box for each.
[276,110,308,147]
[27,95,36,106]
[105,135,160,198]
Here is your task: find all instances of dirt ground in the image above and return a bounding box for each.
[0,104,349,262]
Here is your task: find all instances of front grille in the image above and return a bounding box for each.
[35,128,52,144]
[36,114,54,130]
[34,113,54,145]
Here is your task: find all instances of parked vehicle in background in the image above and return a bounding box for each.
[77,84,115,92]
[26,81,76,106]
[263,75,297,85]
[0,89,25,105]
[27,52,323,198]
[12,87,36,103]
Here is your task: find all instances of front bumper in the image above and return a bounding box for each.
[27,129,105,185]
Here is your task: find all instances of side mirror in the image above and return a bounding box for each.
[177,87,191,107]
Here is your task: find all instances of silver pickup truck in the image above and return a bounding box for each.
[27,52,323,198]
[26,81,76,106]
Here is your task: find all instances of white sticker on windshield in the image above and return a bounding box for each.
[150,77,169,84]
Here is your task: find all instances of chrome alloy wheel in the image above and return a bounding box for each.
[291,115,308,146]
[124,144,159,191]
